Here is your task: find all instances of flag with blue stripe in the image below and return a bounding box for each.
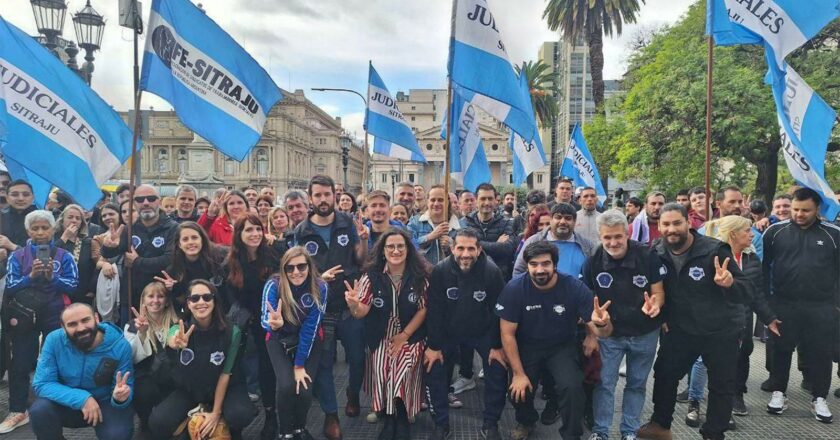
[442,89,491,193]
[0,17,135,209]
[140,0,282,161]
[0,155,52,208]
[509,71,546,186]
[560,124,607,205]
[449,0,537,142]
[365,63,425,162]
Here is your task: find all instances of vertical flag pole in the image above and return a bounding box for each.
[704,21,714,216]
[443,0,457,221]
[362,60,371,192]
[126,0,144,310]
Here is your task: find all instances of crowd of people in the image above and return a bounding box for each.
[0,171,836,440]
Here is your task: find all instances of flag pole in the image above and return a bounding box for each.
[362,60,371,192]
[126,0,144,310]
[444,0,457,221]
[704,19,714,216]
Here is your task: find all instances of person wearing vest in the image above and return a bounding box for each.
[290,175,368,440]
[148,279,255,439]
[581,210,666,440]
[262,246,327,440]
[346,228,431,440]
[425,228,508,440]
[0,210,79,434]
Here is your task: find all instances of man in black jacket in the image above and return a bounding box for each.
[425,228,508,440]
[460,183,515,279]
[638,203,753,440]
[763,188,839,424]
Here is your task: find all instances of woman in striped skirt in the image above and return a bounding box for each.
[346,228,431,440]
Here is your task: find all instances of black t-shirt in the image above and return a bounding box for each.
[495,272,593,349]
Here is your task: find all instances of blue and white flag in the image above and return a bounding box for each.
[560,124,607,205]
[140,0,282,161]
[0,155,52,208]
[449,0,537,142]
[0,17,135,209]
[365,63,425,162]
[766,56,840,220]
[508,71,547,186]
[442,90,491,193]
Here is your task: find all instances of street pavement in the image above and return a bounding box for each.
[0,340,838,439]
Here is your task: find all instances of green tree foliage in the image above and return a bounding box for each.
[514,60,559,128]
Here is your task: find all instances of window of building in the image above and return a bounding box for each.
[426,144,433,151]
[491,144,499,151]
[536,174,543,184]
[177,148,187,174]
[408,173,415,183]
[411,106,416,110]
[256,148,268,176]
[411,116,415,121]
[224,157,236,175]
[156,148,169,173]
[381,173,387,183]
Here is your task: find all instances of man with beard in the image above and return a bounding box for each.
[513,202,597,278]
[637,203,753,440]
[396,182,417,217]
[170,184,199,223]
[499,241,613,440]
[291,174,368,440]
[425,228,508,440]
[283,189,311,228]
[502,191,525,237]
[27,304,134,439]
[100,184,178,323]
[708,186,763,258]
[630,192,666,246]
[763,188,839,424]
[364,190,406,248]
[676,189,691,211]
[414,184,428,215]
[582,210,666,440]
[461,183,516,278]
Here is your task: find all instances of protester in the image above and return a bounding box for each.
[170,185,199,223]
[160,221,228,314]
[243,186,260,209]
[625,197,643,224]
[457,190,476,218]
[0,179,37,251]
[461,183,516,278]
[770,194,792,222]
[688,187,708,229]
[198,190,250,245]
[338,192,358,215]
[502,191,525,237]
[261,246,327,440]
[414,184,427,214]
[161,196,177,217]
[363,191,404,248]
[55,204,100,304]
[396,183,417,217]
[513,202,596,278]
[576,187,601,244]
[268,206,291,241]
[346,229,430,439]
[629,192,666,246]
[548,177,580,210]
[525,189,547,210]
[284,189,311,229]
[115,183,131,204]
[498,241,612,440]
[256,195,275,232]
[390,203,410,225]
[409,184,462,265]
[195,197,211,218]
[260,186,276,202]
[119,199,136,226]
[676,189,691,211]
[28,304,134,439]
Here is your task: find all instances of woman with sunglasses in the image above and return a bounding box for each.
[226,214,285,438]
[198,190,250,245]
[345,228,431,439]
[262,246,327,440]
[149,279,256,439]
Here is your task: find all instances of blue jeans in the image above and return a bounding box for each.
[29,397,134,440]
[314,312,365,414]
[593,329,659,437]
[689,357,708,402]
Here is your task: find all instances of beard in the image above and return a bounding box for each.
[139,209,157,221]
[664,232,689,251]
[69,328,97,351]
[315,202,335,217]
[457,257,475,272]
[531,271,554,287]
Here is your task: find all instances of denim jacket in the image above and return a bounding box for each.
[407,212,461,265]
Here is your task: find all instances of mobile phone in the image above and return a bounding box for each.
[36,244,50,267]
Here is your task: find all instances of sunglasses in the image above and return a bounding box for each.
[187,293,215,303]
[284,263,309,274]
[134,195,159,203]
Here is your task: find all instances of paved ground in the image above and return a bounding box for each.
[0,339,838,439]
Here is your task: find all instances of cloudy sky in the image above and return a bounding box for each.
[4,0,694,138]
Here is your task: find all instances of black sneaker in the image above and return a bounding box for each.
[540,399,561,425]
[685,400,702,427]
[760,379,772,392]
[676,388,690,403]
[728,415,737,430]
[732,394,748,416]
[431,425,451,440]
[480,423,502,440]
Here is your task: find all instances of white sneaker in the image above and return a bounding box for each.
[767,391,788,415]
[452,376,476,394]
[248,392,260,403]
[812,397,833,424]
[448,392,464,408]
[366,411,379,423]
[0,411,29,434]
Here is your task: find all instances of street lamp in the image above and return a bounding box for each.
[340,133,350,190]
[73,0,105,85]
[390,168,398,201]
[30,0,67,55]
[311,87,371,191]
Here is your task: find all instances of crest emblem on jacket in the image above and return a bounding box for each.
[596,272,613,289]
[209,351,225,366]
[632,275,648,288]
[337,234,349,247]
[689,266,705,281]
[304,241,319,256]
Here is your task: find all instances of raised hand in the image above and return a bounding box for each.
[355,214,370,241]
[641,291,661,318]
[322,265,344,282]
[153,270,177,291]
[131,307,149,334]
[112,371,131,403]
[102,224,124,248]
[713,256,734,288]
[207,191,227,218]
[344,279,361,307]
[170,319,195,350]
[591,296,612,327]
[61,222,80,242]
[81,396,102,426]
[265,300,284,331]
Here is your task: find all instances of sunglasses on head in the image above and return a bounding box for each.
[284,263,309,274]
[187,293,215,303]
[134,195,159,203]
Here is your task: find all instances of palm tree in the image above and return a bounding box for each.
[515,60,559,128]
[543,0,645,113]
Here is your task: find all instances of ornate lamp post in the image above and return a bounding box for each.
[340,133,351,190]
[30,0,67,56]
[72,0,105,85]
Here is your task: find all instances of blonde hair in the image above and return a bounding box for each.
[268,206,289,237]
[139,281,180,352]
[704,215,753,253]
[277,246,322,326]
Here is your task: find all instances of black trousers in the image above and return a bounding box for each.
[650,328,739,440]
[769,300,835,399]
[735,314,754,395]
[513,342,584,440]
[132,371,172,426]
[147,382,257,438]
[266,337,321,434]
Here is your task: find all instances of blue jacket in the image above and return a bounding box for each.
[407,212,461,265]
[6,240,79,329]
[261,278,327,367]
[33,322,134,410]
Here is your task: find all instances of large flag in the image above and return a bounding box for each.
[508,71,547,186]
[449,0,537,142]
[0,17,135,209]
[140,0,282,161]
[443,89,491,193]
[0,155,52,208]
[560,124,607,205]
[365,63,425,162]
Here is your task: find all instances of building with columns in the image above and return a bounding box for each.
[114,89,366,200]
[369,89,550,199]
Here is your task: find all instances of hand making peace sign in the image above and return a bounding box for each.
[130,307,149,334]
[153,270,178,291]
[170,319,196,350]
[111,371,131,403]
[713,256,734,288]
[641,291,661,318]
[265,300,284,331]
[591,296,612,327]
[102,224,124,248]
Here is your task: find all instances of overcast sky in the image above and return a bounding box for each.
[4,0,694,139]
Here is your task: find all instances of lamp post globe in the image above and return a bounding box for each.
[72,0,105,84]
[30,0,67,55]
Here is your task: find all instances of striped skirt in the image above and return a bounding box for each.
[364,315,425,417]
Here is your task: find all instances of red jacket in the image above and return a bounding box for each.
[198,213,233,245]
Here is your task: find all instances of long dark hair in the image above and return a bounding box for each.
[186,279,227,331]
[365,228,430,295]
[171,222,225,283]
[226,214,277,289]
[99,202,123,228]
[524,203,550,239]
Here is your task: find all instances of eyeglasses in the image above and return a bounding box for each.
[187,293,215,303]
[384,243,407,252]
[284,263,309,274]
[134,195,159,203]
